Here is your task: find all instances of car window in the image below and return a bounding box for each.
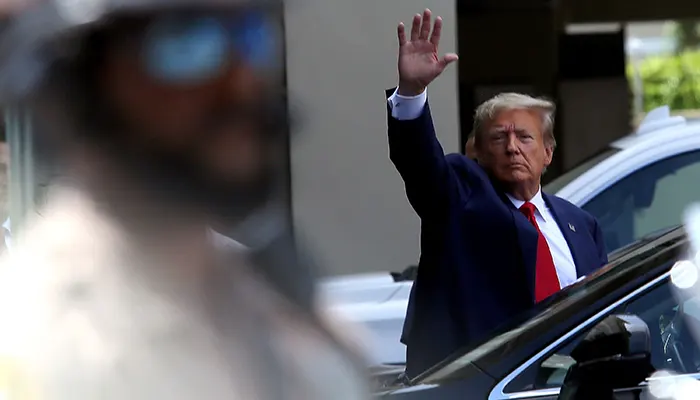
[582,150,700,253]
[544,147,620,194]
[505,277,700,393]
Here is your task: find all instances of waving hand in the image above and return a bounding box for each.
[397,9,459,96]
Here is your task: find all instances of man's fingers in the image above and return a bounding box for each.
[430,16,443,48]
[438,53,459,68]
[410,14,421,42]
[398,22,407,46]
[419,9,432,41]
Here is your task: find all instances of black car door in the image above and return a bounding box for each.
[492,274,700,400]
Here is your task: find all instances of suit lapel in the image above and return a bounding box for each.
[499,191,538,303]
[490,175,545,303]
[543,193,586,277]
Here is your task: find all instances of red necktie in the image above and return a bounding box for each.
[519,202,560,302]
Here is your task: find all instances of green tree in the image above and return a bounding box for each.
[628,50,700,111]
[675,20,700,53]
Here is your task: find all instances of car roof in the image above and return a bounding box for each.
[410,226,688,386]
[552,107,700,202]
[611,106,699,150]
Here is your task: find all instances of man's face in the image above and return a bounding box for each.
[477,109,553,186]
[96,14,284,195]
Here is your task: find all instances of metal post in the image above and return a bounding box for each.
[4,107,35,234]
[631,58,644,117]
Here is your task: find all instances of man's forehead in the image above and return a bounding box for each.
[490,123,518,130]
[487,123,532,133]
[486,109,541,130]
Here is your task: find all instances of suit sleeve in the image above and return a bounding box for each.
[593,219,608,266]
[386,88,467,219]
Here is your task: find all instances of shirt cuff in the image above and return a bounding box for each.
[388,88,427,121]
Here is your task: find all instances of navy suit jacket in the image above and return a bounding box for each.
[386,90,608,378]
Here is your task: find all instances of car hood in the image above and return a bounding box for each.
[318,272,413,306]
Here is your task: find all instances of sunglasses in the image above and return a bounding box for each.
[111,10,282,84]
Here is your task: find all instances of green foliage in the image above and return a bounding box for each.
[674,20,700,52]
[629,51,700,111]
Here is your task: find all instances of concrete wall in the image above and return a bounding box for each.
[285,1,460,276]
[559,78,631,170]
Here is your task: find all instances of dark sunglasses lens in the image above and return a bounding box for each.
[143,13,279,84]
[229,13,276,68]
[143,16,229,83]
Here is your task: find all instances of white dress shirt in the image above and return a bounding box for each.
[388,88,427,121]
[387,88,579,288]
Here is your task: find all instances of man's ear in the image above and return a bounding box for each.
[544,143,554,166]
[465,137,477,159]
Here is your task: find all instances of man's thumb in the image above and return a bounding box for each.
[439,53,459,68]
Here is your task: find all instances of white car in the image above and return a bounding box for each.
[322,105,700,367]
[318,270,414,366]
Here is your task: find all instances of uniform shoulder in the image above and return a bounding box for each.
[445,152,469,165]
[546,194,598,225]
[445,152,482,172]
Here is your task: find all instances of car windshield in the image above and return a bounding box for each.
[544,147,621,194]
[606,225,680,259]
[413,225,684,384]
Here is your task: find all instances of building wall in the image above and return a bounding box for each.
[285,1,459,276]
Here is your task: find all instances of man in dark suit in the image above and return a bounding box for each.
[388,9,608,378]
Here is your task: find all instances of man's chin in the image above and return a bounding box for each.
[497,171,535,185]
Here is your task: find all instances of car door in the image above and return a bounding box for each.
[580,150,700,252]
[488,272,700,400]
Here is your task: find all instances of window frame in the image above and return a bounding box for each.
[556,134,700,207]
[580,149,700,252]
[487,271,670,400]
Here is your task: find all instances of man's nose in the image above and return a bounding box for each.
[505,132,520,154]
[224,62,264,100]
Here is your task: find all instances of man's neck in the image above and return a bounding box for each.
[66,144,213,263]
[506,182,541,202]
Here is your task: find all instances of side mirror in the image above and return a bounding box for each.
[557,314,655,400]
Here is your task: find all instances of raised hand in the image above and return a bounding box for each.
[397,9,458,96]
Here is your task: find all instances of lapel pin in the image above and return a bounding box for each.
[568,223,576,232]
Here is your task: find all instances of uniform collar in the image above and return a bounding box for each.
[506,188,548,222]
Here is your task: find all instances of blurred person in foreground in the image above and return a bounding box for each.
[388,9,608,377]
[0,0,369,399]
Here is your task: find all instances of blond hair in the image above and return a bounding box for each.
[472,93,556,149]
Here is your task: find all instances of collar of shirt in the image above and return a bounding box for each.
[506,188,548,222]
[3,217,10,234]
